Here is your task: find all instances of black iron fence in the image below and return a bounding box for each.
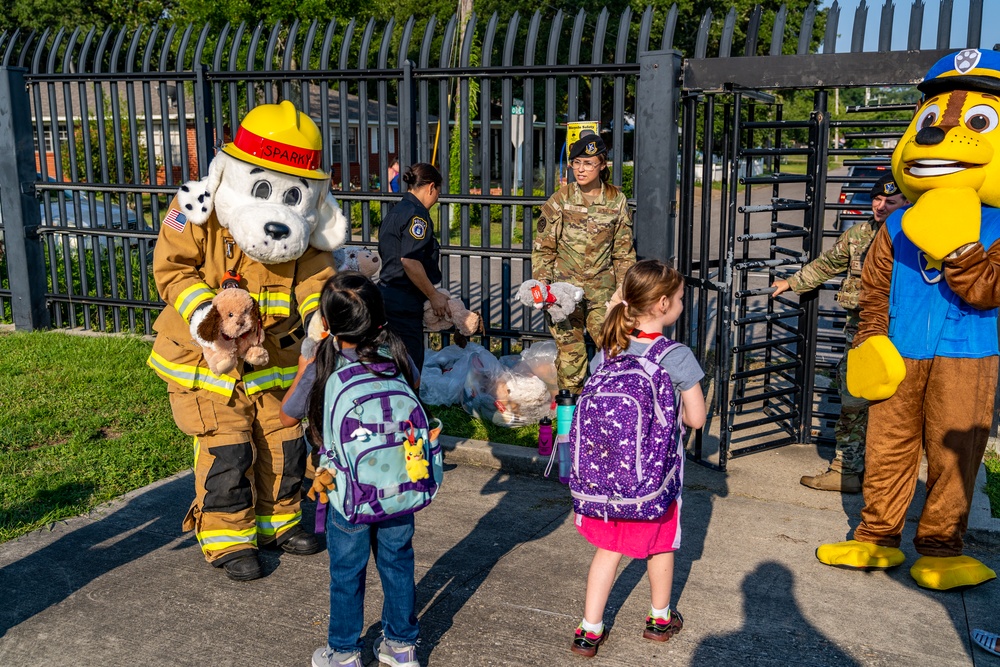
[0,0,992,465]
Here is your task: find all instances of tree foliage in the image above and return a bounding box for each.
[2,0,826,58]
[2,0,167,31]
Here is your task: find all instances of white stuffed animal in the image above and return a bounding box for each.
[514,279,584,323]
[332,246,381,279]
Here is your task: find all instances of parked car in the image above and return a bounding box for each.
[37,176,151,252]
[835,160,891,230]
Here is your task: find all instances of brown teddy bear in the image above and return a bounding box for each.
[423,288,481,336]
[194,288,269,375]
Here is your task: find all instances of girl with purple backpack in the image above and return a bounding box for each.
[570,259,706,657]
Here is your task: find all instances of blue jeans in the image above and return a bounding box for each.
[325,508,419,653]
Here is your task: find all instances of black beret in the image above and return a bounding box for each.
[870,174,901,199]
[569,131,607,161]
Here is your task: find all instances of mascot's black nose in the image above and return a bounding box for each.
[915,126,946,146]
[264,222,291,240]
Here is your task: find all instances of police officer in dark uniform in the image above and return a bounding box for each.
[378,162,447,370]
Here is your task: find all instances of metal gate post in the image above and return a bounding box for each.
[399,60,418,181]
[193,64,216,175]
[635,50,682,263]
[799,90,830,441]
[0,67,49,331]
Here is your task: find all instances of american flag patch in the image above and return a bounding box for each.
[163,208,187,233]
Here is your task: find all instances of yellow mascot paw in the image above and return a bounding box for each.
[901,187,980,260]
[846,336,906,400]
[816,540,906,569]
[909,555,997,590]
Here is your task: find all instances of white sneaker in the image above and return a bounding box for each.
[312,646,363,667]
[374,635,419,667]
[972,629,1000,657]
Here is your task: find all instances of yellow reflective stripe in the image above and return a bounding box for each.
[256,512,301,537]
[243,365,298,396]
[147,350,236,396]
[197,527,257,553]
[193,437,200,469]
[256,290,291,317]
[298,293,321,320]
[175,282,216,322]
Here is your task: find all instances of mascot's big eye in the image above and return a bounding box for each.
[964,104,999,133]
[918,104,940,129]
[283,188,302,206]
[252,180,272,199]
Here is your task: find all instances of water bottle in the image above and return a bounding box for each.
[555,390,577,484]
[537,417,553,457]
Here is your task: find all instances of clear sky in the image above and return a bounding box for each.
[818,0,1000,54]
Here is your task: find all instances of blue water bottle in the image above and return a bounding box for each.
[555,389,577,484]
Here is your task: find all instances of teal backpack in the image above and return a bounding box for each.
[316,357,442,526]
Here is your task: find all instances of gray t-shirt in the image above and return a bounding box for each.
[590,339,705,399]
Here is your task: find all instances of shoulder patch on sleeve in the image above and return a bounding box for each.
[537,219,547,233]
[409,216,428,240]
[162,208,188,233]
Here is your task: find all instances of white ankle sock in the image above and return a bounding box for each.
[650,604,671,620]
[580,618,604,634]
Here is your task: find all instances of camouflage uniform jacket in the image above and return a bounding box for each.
[787,216,881,323]
[531,181,635,295]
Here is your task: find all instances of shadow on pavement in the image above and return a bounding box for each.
[692,562,860,666]
[0,475,190,639]
[412,466,569,664]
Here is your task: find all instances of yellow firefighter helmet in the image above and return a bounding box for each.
[222,100,328,180]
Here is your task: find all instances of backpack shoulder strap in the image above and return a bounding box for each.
[642,336,678,366]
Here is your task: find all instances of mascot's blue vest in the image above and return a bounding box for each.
[886,206,1000,359]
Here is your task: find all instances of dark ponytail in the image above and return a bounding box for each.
[305,271,415,444]
[402,162,442,190]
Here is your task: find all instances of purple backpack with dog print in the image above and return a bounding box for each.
[569,337,683,521]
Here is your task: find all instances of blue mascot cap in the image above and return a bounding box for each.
[918,48,1000,97]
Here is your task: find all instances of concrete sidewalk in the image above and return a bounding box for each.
[1,438,998,667]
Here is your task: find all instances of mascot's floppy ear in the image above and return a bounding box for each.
[310,190,349,251]
[174,154,226,226]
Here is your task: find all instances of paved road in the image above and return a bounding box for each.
[0,439,997,667]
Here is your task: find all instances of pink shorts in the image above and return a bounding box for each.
[575,498,681,559]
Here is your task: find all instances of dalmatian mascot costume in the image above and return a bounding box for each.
[817,50,1000,590]
[149,101,347,581]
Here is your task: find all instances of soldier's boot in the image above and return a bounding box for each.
[800,468,862,493]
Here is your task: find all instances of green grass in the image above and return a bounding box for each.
[985,450,1000,519]
[0,331,190,543]
[426,404,540,449]
[0,331,540,544]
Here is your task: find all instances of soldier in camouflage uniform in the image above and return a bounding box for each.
[772,174,908,493]
[532,131,636,394]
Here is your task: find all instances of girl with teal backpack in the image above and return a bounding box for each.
[280,271,441,667]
